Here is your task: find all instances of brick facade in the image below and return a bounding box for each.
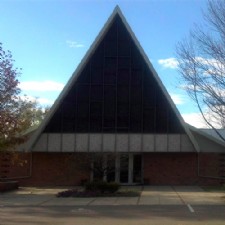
[0,152,90,186]
[0,152,223,186]
[143,153,198,185]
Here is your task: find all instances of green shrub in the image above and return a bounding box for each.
[85,181,120,193]
[85,181,102,192]
[104,182,120,193]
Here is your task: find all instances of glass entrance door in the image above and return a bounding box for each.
[133,154,142,183]
[119,153,142,184]
[119,154,129,183]
[91,153,142,184]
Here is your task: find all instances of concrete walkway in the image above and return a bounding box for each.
[0,186,224,207]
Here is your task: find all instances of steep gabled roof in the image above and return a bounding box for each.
[28,6,200,152]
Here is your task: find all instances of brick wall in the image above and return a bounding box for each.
[198,153,225,185]
[1,152,90,186]
[1,152,224,186]
[143,153,198,185]
[143,152,224,185]
[0,152,31,179]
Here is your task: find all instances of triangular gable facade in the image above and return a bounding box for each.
[29,6,198,152]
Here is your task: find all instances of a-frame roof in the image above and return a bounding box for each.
[27,6,200,152]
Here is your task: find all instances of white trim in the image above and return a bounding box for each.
[129,153,133,184]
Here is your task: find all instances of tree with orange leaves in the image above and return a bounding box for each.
[0,43,46,151]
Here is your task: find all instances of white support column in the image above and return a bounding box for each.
[129,153,133,184]
[103,154,107,182]
[115,154,120,183]
[90,161,94,182]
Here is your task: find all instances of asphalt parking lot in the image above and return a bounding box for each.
[1,186,225,225]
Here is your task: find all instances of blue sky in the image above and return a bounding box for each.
[0,0,209,127]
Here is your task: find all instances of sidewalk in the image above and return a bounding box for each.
[0,186,224,207]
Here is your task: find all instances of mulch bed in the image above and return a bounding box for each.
[56,189,141,198]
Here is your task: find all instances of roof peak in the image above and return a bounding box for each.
[112,5,123,16]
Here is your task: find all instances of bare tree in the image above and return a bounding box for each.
[91,153,116,182]
[176,0,225,141]
[68,152,117,183]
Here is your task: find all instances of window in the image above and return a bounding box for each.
[156,108,168,133]
[104,41,117,57]
[118,58,130,69]
[131,69,142,86]
[117,86,129,103]
[130,87,142,103]
[77,85,89,103]
[143,108,155,132]
[91,85,103,102]
[118,41,130,57]
[91,67,103,84]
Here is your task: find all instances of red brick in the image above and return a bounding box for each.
[1,152,224,186]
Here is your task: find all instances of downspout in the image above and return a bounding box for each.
[1,152,33,180]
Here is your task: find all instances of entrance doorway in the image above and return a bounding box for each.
[92,153,142,184]
[119,153,142,184]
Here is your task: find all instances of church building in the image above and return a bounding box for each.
[3,6,225,186]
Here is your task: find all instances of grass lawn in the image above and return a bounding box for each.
[202,185,225,192]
